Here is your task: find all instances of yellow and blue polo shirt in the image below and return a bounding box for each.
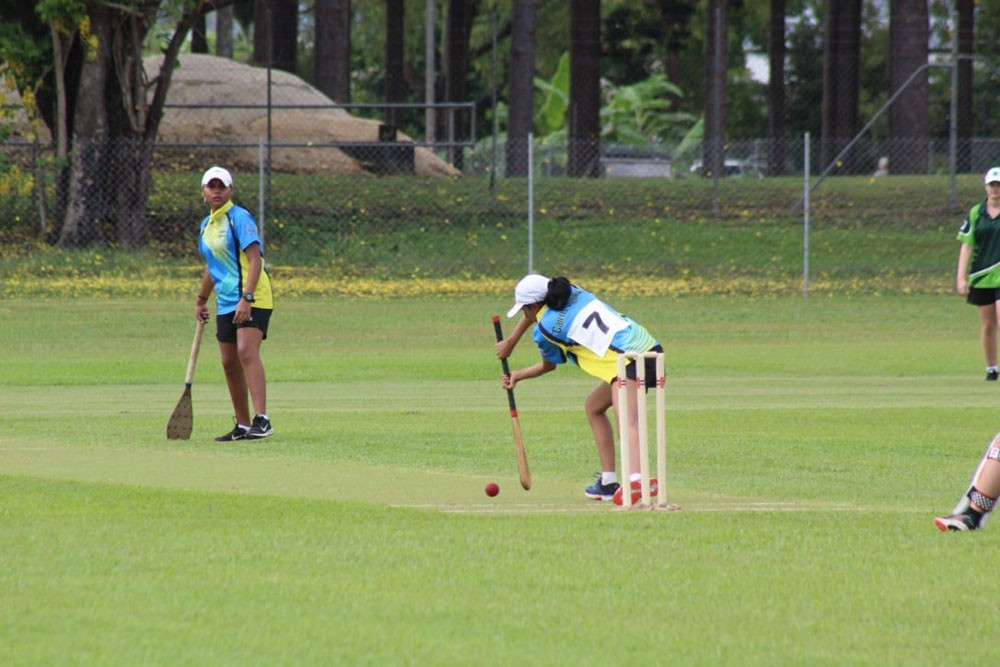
[531,285,658,383]
[198,200,273,315]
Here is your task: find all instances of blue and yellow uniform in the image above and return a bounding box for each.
[198,200,273,314]
[530,285,659,383]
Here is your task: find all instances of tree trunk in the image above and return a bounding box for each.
[568,0,600,178]
[654,0,696,111]
[314,0,351,103]
[55,0,206,248]
[820,0,861,172]
[820,0,838,171]
[112,139,154,248]
[835,0,861,172]
[957,0,974,173]
[59,6,113,247]
[255,0,298,74]
[191,12,208,53]
[767,0,786,175]
[888,0,929,174]
[444,0,479,170]
[701,0,727,178]
[506,0,536,177]
[217,5,235,59]
[386,0,405,129]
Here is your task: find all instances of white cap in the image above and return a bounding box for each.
[985,167,1000,184]
[506,274,551,318]
[201,166,233,188]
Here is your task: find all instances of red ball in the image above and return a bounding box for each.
[485,482,500,497]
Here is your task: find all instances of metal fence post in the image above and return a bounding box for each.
[528,132,534,274]
[803,131,810,298]
[258,136,266,243]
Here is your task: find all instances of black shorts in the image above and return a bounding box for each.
[967,287,1000,306]
[621,345,665,388]
[216,308,272,343]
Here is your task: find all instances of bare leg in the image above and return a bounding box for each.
[979,303,998,367]
[236,327,267,417]
[973,460,1000,510]
[219,340,250,425]
[586,382,616,472]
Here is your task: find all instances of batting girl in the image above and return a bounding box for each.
[496,274,663,502]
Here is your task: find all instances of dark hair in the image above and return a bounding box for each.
[544,276,572,310]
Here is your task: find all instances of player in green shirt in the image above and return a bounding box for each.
[956,166,1000,381]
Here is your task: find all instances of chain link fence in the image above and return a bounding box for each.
[2,114,997,296]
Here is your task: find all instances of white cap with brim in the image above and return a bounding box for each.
[507,274,551,318]
[985,167,1000,184]
[201,166,233,188]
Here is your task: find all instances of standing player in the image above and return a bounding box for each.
[495,274,663,503]
[935,432,1000,531]
[956,167,1000,381]
[194,166,275,441]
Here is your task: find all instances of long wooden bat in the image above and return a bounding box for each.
[493,315,531,490]
[166,319,205,440]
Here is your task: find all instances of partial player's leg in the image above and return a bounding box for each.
[979,302,998,380]
[583,382,619,500]
[935,432,1000,531]
[215,339,251,441]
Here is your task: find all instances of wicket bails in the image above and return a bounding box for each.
[616,351,666,509]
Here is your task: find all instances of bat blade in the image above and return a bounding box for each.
[493,315,531,490]
[166,320,204,441]
[166,385,193,440]
[511,414,531,490]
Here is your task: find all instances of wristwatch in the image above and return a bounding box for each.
[242,292,255,303]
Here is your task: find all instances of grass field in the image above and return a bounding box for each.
[2,294,999,664]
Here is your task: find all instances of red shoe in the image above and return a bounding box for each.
[612,478,659,506]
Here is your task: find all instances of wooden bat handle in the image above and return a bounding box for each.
[492,316,518,414]
[185,319,205,385]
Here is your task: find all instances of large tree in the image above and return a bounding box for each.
[3,0,230,247]
[253,0,297,73]
[767,0,786,175]
[888,0,929,174]
[820,0,861,173]
[701,0,728,178]
[216,4,235,59]
[443,0,478,169]
[653,0,696,111]
[957,0,974,172]
[385,0,405,129]
[314,0,351,103]
[568,0,600,178]
[506,0,536,177]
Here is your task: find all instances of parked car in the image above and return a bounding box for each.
[689,159,764,178]
[600,146,673,179]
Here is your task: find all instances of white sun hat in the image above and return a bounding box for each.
[201,166,233,188]
[506,274,551,318]
[985,167,1000,184]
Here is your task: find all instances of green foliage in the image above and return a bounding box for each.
[600,74,695,145]
[533,52,569,137]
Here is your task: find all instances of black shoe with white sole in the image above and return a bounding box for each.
[247,415,274,439]
[214,423,249,442]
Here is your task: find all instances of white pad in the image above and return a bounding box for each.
[953,432,1000,526]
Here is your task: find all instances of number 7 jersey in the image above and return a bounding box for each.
[531,284,659,383]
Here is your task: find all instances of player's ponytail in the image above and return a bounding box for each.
[544,276,572,310]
